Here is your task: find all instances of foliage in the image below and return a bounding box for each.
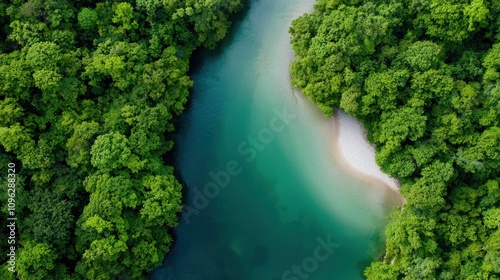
[290,0,500,278]
[0,0,242,278]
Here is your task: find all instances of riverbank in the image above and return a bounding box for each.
[153,0,404,278]
[331,110,400,193]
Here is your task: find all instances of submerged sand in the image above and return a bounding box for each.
[331,110,400,192]
[273,0,404,209]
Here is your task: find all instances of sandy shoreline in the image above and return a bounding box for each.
[331,110,400,193]
[280,0,403,204]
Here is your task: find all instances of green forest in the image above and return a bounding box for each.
[290,0,500,279]
[2,0,500,279]
[0,0,241,279]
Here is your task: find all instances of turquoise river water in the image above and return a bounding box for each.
[152,0,400,279]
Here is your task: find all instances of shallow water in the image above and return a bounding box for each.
[151,0,399,279]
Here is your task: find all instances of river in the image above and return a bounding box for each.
[151,0,399,279]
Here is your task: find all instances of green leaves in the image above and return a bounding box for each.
[401,41,442,72]
[25,189,74,247]
[463,0,490,32]
[76,171,181,279]
[66,121,100,168]
[0,123,31,152]
[364,261,400,280]
[483,208,500,229]
[484,43,500,82]
[378,106,427,146]
[32,69,62,91]
[0,0,242,278]
[405,161,454,212]
[291,0,500,279]
[17,242,58,280]
[90,132,144,173]
[0,98,23,126]
[112,2,138,32]
[289,2,398,114]
[91,132,130,172]
[483,230,500,272]
[414,0,477,42]
[140,174,182,226]
[78,8,98,31]
[0,51,33,99]
[83,236,127,262]
[362,70,407,115]
[136,0,163,16]
[26,42,61,71]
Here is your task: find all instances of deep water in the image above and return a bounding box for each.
[152,0,399,279]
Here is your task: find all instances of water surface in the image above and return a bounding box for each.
[152,0,398,279]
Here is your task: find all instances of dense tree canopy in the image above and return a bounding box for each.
[0,0,242,279]
[290,0,500,279]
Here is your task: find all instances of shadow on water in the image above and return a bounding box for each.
[164,0,254,216]
[188,0,252,75]
[168,0,252,135]
[152,2,253,278]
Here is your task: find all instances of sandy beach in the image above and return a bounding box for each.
[331,110,400,192]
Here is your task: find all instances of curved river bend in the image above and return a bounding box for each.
[152,0,399,279]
